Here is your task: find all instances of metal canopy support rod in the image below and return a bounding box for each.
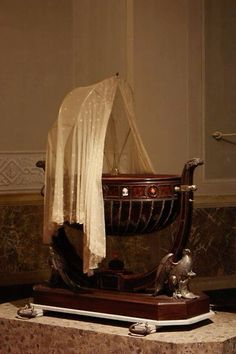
[212,131,236,140]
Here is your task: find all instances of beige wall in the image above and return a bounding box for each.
[204,0,236,180]
[0,0,235,199]
[133,0,189,174]
[0,0,74,151]
[73,0,127,86]
[0,0,190,172]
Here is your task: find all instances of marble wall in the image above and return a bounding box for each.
[189,207,236,278]
[104,207,236,281]
[0,203,49,286]
[0,202,235,290]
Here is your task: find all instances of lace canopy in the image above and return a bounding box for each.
[44,76,154,273]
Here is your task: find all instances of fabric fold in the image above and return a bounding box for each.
[44,76,155,273]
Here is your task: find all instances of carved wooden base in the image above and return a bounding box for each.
[33,284,210,321]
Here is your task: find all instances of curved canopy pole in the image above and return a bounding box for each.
[170,158,203,261]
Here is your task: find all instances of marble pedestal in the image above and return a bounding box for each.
[0,299,236,354]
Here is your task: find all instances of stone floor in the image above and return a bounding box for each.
[0,299,235,354]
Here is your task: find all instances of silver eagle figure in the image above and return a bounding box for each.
[153,249,198,299]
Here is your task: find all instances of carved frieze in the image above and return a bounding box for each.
[0,152,45,194]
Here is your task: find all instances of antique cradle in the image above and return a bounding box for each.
[32,77,211,328]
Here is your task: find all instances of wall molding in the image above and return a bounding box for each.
[0,151,235,207]
[191,274,236,292]
[195,194,236,208]
[0,270,50,286]
[0,151,45,194]
[0,193,43,206]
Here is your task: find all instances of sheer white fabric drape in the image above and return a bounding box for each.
[44,76,154,273]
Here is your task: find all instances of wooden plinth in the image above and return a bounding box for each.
[33,284,210,321]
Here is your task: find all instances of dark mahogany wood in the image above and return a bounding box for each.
[102,174,181,235]
[170,158,203,260]
[33,284,210,321]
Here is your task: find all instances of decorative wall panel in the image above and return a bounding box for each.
[0,152,45,194]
